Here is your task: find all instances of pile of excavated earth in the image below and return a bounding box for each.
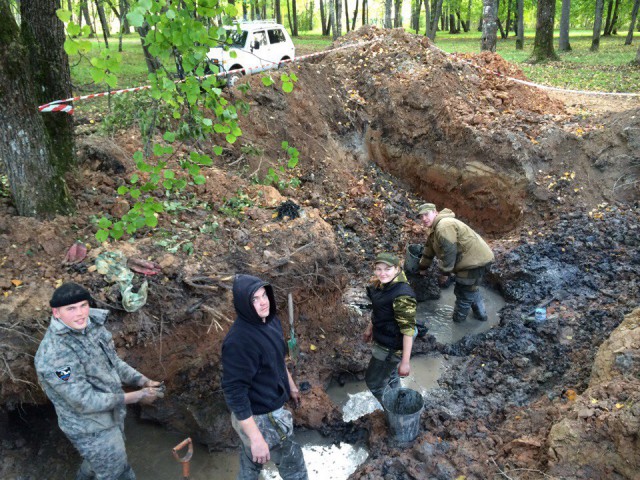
[0,26,638,479]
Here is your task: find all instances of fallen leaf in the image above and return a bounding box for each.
[309,344,317,351]
[11,279,22,287]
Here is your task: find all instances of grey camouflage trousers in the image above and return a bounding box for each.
[69,426,135,480]
[231,407,308,480]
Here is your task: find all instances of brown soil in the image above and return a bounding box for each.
[1,26,639,479]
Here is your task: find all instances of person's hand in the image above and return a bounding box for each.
[418,269,428,276]
[289,388,301,408]
[250,436,270,464]
[362,323,373,343]
[138,387,163,405]
[398,361,411,377]
[438,274,450,288]
[144,379,162,388]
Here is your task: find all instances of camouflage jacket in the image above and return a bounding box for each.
[34,308,147,437]
[419,209,494,273]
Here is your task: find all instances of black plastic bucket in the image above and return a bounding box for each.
[382,387,424,443]
[404,244,423,275]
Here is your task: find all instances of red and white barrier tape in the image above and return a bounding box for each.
[38,39,379,115]
[429,43,640,98]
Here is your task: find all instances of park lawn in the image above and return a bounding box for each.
[68,29,639,118]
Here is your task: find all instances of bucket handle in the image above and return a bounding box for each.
[381,375,423,400]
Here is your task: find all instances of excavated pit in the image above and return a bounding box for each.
[1,26,639,480]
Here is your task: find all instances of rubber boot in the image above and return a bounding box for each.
[472,301,488,322]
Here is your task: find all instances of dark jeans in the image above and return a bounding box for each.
[364,344,401,406]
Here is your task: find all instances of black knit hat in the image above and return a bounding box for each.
[50,283,92,308]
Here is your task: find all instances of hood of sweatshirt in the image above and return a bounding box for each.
[232,274,277,325]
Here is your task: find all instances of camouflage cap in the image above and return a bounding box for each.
[374,252,401,267]
[417,203,437,216]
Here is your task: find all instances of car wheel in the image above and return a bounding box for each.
[226,71,243,87]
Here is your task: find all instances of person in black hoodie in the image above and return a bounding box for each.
[363,253,417,405]
[222,274,308,480]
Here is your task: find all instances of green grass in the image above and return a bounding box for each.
[67,28,639,118]
[434,29,640,93]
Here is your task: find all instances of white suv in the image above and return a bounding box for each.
[207,21,295,85]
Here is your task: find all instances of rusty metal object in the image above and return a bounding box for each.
[172,437,193,480]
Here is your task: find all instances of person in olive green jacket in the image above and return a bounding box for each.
[417,203,494,323]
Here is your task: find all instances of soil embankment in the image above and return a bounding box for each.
[0,27,638,479]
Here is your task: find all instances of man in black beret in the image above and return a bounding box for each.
[35,282,164,480]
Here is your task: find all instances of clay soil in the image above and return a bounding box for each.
[1,27,639,479]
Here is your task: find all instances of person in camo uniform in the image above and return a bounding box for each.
[221,274,308,480]
[362,252,418,405]
[34,283,163,480]
[417,203,495,324]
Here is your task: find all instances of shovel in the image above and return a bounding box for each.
[287,293,298,362]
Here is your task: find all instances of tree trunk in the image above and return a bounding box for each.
[515,0,524,49]
[625,0,640,45]
[121,0,130,33]
[384,0,392,27]
[335,0,342,36]
[635,43,640,64]
[449,13,456,33]
[424,0,431,35]
[591,0,604,51]
[609,0,620,35]
[81,1,95,37]
[466,0,472,31]
[428,0,443,39]
[603,0,613,36]
[505,0,512,36]
[292,0,298,35]
[352,0,359,30]
[481,0,498,51]
[275,0,282,24]
[394,0,402,27]
[137,23,160,74]
[413,0,422,32]
[344,0,350,31]
[95,0,110,46]
[21,0,76,178]
[530,0,558,61]
[497,16,506,38]
[286,0,293,33]
[67,0,73,22]
[330,0,337,38]
[250,0,255,20]
[320,0,329,35]
[0,0,75,217]
[559,0,571,51]
[456,10,467,32]
[362,0,367,25]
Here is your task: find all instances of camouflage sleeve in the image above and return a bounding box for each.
[393,295,417,336]
[436,226,458,273]
[419,238,435,269]
[103,331,146,387]
[39,344,125,414]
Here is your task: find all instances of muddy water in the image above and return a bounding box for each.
[328,286,505,421]
[126,417,367,480]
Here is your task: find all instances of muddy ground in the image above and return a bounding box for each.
[1,27,639,479]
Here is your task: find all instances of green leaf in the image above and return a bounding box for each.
[126,11,144,27]
[166,8,176,19]
[261,76,274,87]
[193,174,206,185]
[163,179,174,190]
[226,134,237,144]
[98,217,113,229]
[90,68,106,84]
[203,118,213,126]
[105,73,118,88]
[153,143,165,156]
[281,141,289,149]
[163,131,176,142]
[214,123,230,133]
[146,215,158,227]
[67,23,81,36]
[133,151,143,162]
[213,145,223,156]
[198,155,213,166]
[290,73,298,82]
[164,170,175,179]
[64,40,79,56]
[282,82,294,93]
[130,189,141,199]
[95,229,109,242]
[56,9,72,23]
[117,185,129,195]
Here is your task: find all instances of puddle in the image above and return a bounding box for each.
[128,417,368,480]
[330,285,505,422]
[418,285,505,344]
[327,355,446,422]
